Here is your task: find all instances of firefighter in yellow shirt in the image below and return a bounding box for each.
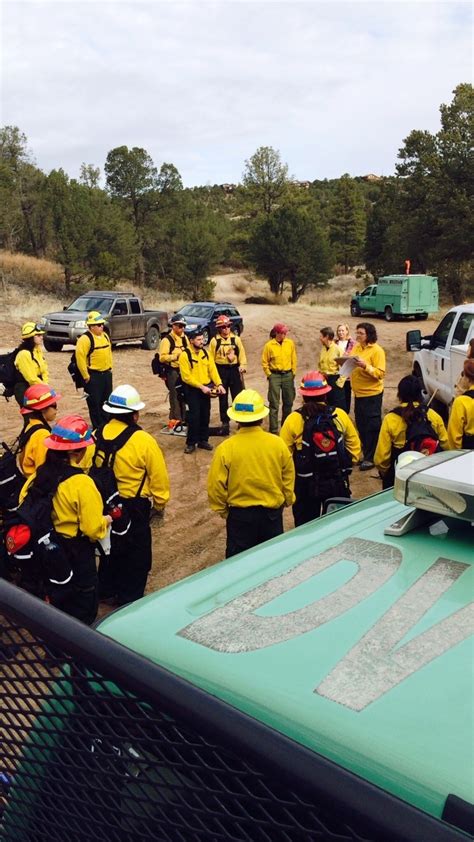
[179,328,224,454]
[75,311,113,429]
[158,314,189,433]
[448,360,474,449]
[374,375,448,488]
[208,389,295,557]
[14,322,49,407]
[318,326,345,410]
[18,383,61,478]
[343,322,386,471]
[280,371,361,526]
[96,385,170,605]
[261,323,297,434]
[14,414,111,624]
[208,315,247,435]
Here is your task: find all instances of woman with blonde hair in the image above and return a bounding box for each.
[335,323,356,413]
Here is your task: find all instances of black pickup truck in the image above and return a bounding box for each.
[40,291,169,351]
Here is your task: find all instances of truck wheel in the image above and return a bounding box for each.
[43,338,63,352]
[384,306,394,322]
[418,313,428,321]
[143,327,160,350]
[350,302,361,317]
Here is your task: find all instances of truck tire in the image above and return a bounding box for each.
[350,302,361,317]
[418,313,428,321]
[384,306,394,322]
[143,326,160,350]
[43,338,63,352]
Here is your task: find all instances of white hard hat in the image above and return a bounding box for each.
[103,384,146,414]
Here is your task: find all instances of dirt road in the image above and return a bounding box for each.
[0,277,437,596]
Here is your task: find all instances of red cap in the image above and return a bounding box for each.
[272,323,288,334]
[6,524,32,554]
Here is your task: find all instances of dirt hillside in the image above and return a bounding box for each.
[0,273,436,601]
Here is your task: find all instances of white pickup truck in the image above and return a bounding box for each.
[406,303,474,408]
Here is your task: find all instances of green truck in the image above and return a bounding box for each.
[0,450,472,841]
[350,274,439,321]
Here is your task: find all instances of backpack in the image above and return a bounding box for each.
[68,331,94,388]
[0,346,26,398]
[294,408,351,498]
[4,464,81,601]
[151,333,189,380]
[391,405,441,456]
[89,424,146,542]
[0,422,50,513]
[215,335,239,363]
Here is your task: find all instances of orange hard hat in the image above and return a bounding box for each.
[20,384,61,415]
[215,315,231,328]
[299,370,332,397]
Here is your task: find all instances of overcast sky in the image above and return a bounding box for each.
[1,1,472,186]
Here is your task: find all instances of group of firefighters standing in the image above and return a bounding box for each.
[2,311,473,627]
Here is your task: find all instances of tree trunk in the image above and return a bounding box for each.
[64,266,72,292]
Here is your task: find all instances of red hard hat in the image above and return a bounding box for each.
[21,384,61,415]
[215,315,231,328]
[44,414,95,451]
[6,524,32,554]
[272,323,288,334]
[299,370,332,397]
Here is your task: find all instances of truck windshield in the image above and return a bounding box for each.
[67,296,112,313]
[178,305,213,319]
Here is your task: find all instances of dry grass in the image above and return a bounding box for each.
[0,250,64,293]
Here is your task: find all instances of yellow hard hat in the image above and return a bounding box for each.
[21,321,45,339]
[86,310,106,325]
[227,389,269,423]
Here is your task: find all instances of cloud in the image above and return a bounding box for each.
[1,1,472,185]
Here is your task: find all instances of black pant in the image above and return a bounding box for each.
[292,475,350,527]
[226,506,283,558]
[85,369,113,429]
[185,386,211,445]
[326,374,347,411]
[354,393,383,462]
[55,536,98,625]
[101,497,152,606]
[217,365,243,424]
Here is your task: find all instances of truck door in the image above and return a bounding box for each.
[129,298,142,338]
[110,299,130,341]
[358,286,376,312]
[449,311,474,393]
[425,311,457,402]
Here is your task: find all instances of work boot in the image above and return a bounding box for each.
[172,422,187,437]
[197,441,213,451]
[220,424,230,436]
[184,443,196,454]
[359,460,375,471]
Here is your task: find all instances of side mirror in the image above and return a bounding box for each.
[355,290,360,296]
[63,306,67,311]
[406,329,422,351]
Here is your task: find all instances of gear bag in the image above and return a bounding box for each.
[391,405,441,456]
[151,332,189,380]
[0,422,51,513]
[4,465,81,600]
[89,424,147,543]
[68,331,95,389]
[294,408,351,497]
[0,346,25,399]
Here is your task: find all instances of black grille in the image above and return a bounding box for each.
[0,581,465,842]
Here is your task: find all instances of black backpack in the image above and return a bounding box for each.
[151,333,189,380]
[294,408,351,497]
[68,331,94,388]
[391,405,441,456]
[4,464,81,601]
[89,424,146,539]
[0,346,25,398]
[0,422,50,513]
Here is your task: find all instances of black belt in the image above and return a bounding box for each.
[88,368,112,373]
[270,369,292,374]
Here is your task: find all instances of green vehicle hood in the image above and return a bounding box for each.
[98,491,474,821]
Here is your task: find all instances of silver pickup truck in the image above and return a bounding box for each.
[40,290,169,351]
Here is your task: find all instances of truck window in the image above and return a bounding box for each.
[431,311,457,349]
[112,300,128,316]
[451,312,474,346]
[371,288,377,296]
[361,287,372,296]
[129,299,141,314]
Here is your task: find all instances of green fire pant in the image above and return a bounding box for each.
[267,371,295,433]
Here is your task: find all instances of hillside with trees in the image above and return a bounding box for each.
[0,84,472,302]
